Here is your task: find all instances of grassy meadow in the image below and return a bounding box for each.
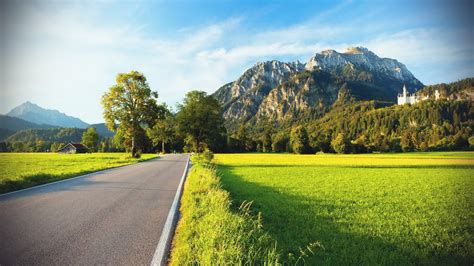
[215,152,474,264]
[0,153,158,194]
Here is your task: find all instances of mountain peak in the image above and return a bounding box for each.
[344,46,371,54]
[6,102,89,128]
[305,47,422,87]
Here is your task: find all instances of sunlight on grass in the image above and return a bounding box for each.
[0,153,158,193]
[215,152,474,265]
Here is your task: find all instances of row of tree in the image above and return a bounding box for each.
[100,71,226,157]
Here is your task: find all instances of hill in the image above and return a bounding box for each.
[0,115,57,140]
[6,125,114,143]
[416,78,474,100]
[304,99,473,152]
[6,101,89,128]
[90,123,114,138]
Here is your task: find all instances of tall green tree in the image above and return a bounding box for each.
[290,126,310,154]
[147,105,175,154]
[272,132,289,152]
[331,133,350,154]
[102,71,164,157]
[261,123,273,153]
[176,91,226,152]
[236,123,248,152]
[81,127,99,152]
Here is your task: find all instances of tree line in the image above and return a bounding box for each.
[2,71,472,155]
[230,99,473,154]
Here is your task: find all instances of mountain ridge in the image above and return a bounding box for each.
[212,47,424,132]
[6,101,90,129]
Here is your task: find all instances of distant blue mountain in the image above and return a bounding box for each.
[6,101,89,128]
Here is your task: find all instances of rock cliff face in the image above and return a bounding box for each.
[213,60,304,120]
[212,47,424,130]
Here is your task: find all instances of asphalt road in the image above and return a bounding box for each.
[0,153,189,265]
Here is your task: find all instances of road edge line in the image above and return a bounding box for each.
[0,156,160,197]
[150,154,190,266]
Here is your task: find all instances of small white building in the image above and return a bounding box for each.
[397,85,440,105]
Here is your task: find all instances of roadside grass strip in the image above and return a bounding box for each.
[169,155,282,265]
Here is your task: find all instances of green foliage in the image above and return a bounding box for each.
[417,77,474,100]
[290,126,310,154]
[176,91,226,152]
[469,136,474,147]
[146,105,175,154]
[0,153,158,193]
[261,123,273,153]
[7,128,84,143]
[81,127,99,152]
[102,71,165,157]
[331,133,349,154]
[169,156,280,265]
[216,153,474,265]
[306,100,473,153]
[50,142,65,152]
[272,132,289,153]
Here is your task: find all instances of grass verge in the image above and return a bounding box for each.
[169,155,281,265]
[0,153,158,194]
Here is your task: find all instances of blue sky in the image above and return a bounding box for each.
[1,0,472,123]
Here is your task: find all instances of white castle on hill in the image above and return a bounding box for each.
[397,85,439,105]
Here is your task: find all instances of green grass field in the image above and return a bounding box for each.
[0,153,158,194]
[215,152,474,264]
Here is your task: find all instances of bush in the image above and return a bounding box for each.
[133,150,142,158]
[202,148,214,162]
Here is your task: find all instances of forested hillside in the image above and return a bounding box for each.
[227,78,473,154]
[4,127,117,152]
[305,99,473,152]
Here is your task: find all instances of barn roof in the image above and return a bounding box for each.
[70,143,88,150]
[59,143,89,153]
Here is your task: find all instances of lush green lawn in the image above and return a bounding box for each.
[0,153,158,194]
[215,152,474,265]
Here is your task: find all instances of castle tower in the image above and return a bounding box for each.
[435,90,440,100]
[398,84,408,105]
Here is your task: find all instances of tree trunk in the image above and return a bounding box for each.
[131,136,136,157]
[161,140,165,154]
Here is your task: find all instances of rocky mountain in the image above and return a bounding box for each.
[213,47,424,131]
[213,60,304,121]
[304,47,422,93]
[6,101,89,128]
